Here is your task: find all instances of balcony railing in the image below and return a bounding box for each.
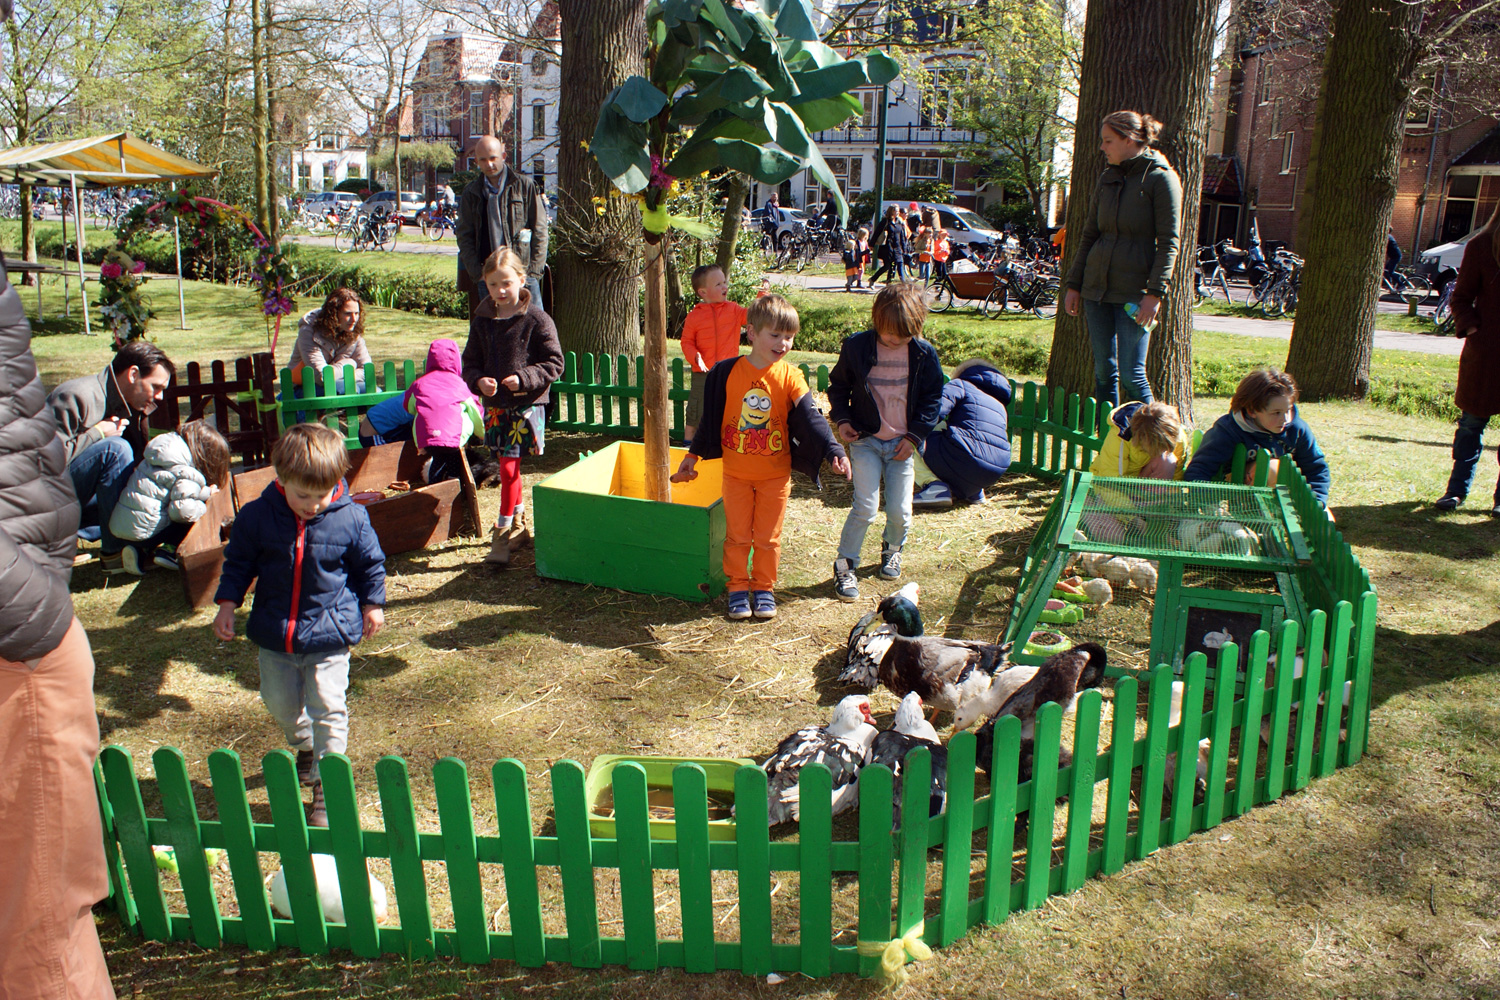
[812,124,982,144]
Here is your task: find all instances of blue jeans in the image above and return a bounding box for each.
[1444,411,1494,500]
[839,436,915,563]
[68,436,135,554]
[258,645,351,762]
[1081,299,1154,406]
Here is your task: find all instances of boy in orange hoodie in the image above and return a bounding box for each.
[681,264,749,441]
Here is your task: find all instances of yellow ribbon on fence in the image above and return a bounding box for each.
[856,921,932,991]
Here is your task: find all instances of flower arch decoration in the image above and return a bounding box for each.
[117,189,298,352]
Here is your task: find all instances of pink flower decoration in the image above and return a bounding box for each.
[131,260,146,273]
[649,153,675,190]
[100,263,123,279]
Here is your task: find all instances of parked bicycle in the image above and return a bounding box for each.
[1192,245,1233,308]
[1380,266,1430,305]
[1431,277,1455,335]
[980,259,1060,318]
[333,207,397,253]
[1248,249,1303,317]
[416,203,456,240]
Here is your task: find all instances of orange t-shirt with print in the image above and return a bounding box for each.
[681,300,749,373]
[719,357,808,481]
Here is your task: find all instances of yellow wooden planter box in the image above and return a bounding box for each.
[533,440,727,601]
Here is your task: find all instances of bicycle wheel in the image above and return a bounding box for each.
[1191,270,1210,310]
[1401,274,1430,305]
[1260,280,1286,318]
[981,287,1009,319]
[334,226,351,253]
[929,281,954,312]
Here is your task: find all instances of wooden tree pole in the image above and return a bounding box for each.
[643,231,671,502]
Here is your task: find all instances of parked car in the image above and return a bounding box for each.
[307,191,362,209]
[866,201,1006,252]
[1419,230,1475,274]
[359,190,425,223]
[750,206,811,248]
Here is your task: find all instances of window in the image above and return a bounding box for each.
[908,158,940,179]
[347,161,362,178]
[1440,173,1481,242]
[317,133,337,151]
[859,91,876,128]
[1279,132,1295,174]
[849,157,863,191]
[466,157,474,170]
[531,101,546,139]
[1269,99,1281,136]
[532,52,547,77]
[427,47,443,80]
[805,186,820,210]
[420,92,445,137]
[469,92,484,136]
[1256,61,1274,106]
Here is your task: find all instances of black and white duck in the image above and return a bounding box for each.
[763,694,877,826]
[866,692,948,829]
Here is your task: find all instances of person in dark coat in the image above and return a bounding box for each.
[1435,204,1500,513]
[455,135,549,313]
[912,360,1014,507]
[867,205,912,286]
[0,256,117,998]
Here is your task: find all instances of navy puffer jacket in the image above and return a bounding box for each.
[921,363,1013,499]
[214,480,386,655]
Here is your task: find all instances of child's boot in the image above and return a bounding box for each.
[485,524,512,566]
[510,505,532,551]
[308,781,328,827]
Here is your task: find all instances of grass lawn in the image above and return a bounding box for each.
[1193,295,1452,335]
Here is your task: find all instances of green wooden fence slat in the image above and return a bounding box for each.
[1065,393,1080,470]
[940,730,976,945]
[1022,703,1063,910]
[1202,645,1237,829]
[552,760,602,968]
[1101,676,1138,876]
[1264,619,1301,802]
[1135,667,1173,859]
[856,764,895,976]
[101,746,172,941]
[611,762,658,971]
[1345,592,1379,764]
[1168,654,1208,845]
[1018,382,1035,469]
[674,764,716,973]
[797,763,833,978]
[265,749,328,955]
[152,747,222,948]
[376,755,435,961]
[1318,602,1354,778]
[734,766,773,976]
[1061,691,1101,894]
[1291,611,1327,791]
[318,754,380,956]
[1233,632,1270,818]
[1049,385,1065,472]
[433,757,490,963]
[896,748,931,940]
[207,750,273,952]
[981,715,1021,925]
[94,758,138,932]
[493,759,547,967]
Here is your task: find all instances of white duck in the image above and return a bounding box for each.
[268,852,389,925]
[763,695,878,825]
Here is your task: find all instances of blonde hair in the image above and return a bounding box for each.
[872,282,927,341]
[1102,109,1164,147]
[747,293,799,334]
[179,419,231,490]
[272,423,349,492]
[857,226,869,238]
[481,247,532,311]
[1128,402,1182,456]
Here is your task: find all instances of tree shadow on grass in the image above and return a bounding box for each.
[1326,499,1499,561]
[1367,618,1500,712]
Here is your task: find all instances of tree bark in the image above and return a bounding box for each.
[264,0,280,244]
[1284,0,1427,401]
[552,0,644,357]
[716,172,750,276]
[643,233,670,501]
[1047,0,1218,426]
[250,0,270,235]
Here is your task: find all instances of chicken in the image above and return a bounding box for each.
[268,853,388,925]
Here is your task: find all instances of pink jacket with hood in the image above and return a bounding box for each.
[405,340,482,449]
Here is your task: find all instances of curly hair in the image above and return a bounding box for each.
[313,288,365,345]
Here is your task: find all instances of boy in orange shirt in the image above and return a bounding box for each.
[673,295,850,620]
[681,264,749,441]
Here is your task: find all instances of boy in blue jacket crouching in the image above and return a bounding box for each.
[214,423,386,826]
[1185,367,1331,506]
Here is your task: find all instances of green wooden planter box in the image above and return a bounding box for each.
[584,754,756,842]
[533,440,727,602]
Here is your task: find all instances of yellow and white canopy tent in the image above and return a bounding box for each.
[0,132,219,335]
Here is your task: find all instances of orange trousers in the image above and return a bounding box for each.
[721,473,792,593]
[0,618,117,1000]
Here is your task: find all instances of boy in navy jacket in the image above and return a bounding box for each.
[214,423,386,825]
[1185,367,1331,506]
[827,283,945,600]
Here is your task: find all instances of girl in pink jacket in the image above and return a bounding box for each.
[405,339,483,484]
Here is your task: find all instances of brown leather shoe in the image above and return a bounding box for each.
[484,525,512,566]
[510,507,532,551]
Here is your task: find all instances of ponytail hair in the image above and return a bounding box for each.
[1102,110,1164,147]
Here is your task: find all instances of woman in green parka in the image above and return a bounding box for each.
[1063,110,1183,406]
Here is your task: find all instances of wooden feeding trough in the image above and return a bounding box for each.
[532,440,727,602]
[175,439,481,608]
[585,754,754,842]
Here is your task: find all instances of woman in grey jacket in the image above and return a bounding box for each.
[1063,110,1183,406]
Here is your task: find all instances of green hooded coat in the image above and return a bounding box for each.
[1066,148,1183,305]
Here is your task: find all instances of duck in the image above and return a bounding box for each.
[763,694,878,826]
[866,692,948,829]
[268,852,389,925]
[839,583,1014,718]
[960,643,1109,740]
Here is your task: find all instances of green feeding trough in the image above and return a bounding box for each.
[1004,469,1332,678]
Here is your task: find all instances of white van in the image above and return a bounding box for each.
[867,200,1005,251]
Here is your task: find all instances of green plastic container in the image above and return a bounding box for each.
[585,754,756,842]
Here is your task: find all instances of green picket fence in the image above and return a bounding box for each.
[99,376,1377,979]
[277,360,426,450]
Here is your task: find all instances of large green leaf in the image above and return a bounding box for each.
[713,139,804,184]
[772,0,818,41]
[612,77,670,123]
[864,50,902,86]
[591,103,651,194]
[698,0,748,50]
[781,39,843,71]
[788,60,870,102]
[786,94,862,132]
[768,102,813,158]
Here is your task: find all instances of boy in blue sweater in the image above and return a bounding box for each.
[213,423,386,826]
[1185,367,1331,506]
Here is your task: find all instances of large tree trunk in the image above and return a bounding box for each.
[1047,0,1218,426]
[1284,0,1427,400]
[552,0,644,357]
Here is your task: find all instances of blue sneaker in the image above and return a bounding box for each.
[752,590,777,619]
[727,591,752,620]
[912,481,953,509]
[966,489,987,505]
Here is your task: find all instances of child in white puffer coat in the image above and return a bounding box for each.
[108,419,231,575]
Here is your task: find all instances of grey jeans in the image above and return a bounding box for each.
[257,645,351,763]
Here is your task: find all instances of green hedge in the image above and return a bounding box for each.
[291,246,467,318]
